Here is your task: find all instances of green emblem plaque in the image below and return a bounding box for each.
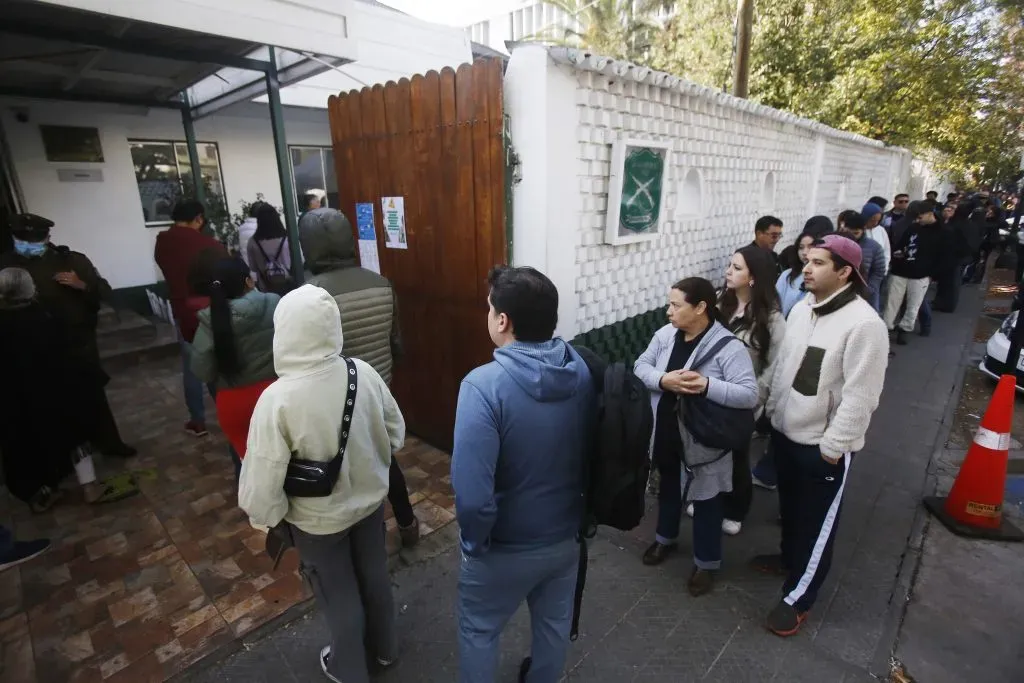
[605,139,670,245]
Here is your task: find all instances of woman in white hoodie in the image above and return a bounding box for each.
[239,284,405,683]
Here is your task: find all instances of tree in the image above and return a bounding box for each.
[535,0,672,62]
[649,0,735,91]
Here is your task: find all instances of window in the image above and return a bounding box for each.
[290,146,338,212]
[130,140,225,225]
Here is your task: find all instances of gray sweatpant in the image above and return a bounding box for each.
[291,504,397,683]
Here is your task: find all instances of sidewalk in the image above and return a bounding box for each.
[186,284,984,683]
[894,268,1024,683]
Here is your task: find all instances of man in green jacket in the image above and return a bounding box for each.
[298,208,418,546]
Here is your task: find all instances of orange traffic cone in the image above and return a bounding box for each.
[924,374,1024,541]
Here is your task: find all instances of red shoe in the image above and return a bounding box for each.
[184,421,209,437]
[766,601,808,637]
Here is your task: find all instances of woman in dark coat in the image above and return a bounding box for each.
[0,267,102,511]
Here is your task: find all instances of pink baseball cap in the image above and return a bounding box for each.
[815,234,867,287]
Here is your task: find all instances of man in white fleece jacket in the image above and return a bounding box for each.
[755,234,889,637]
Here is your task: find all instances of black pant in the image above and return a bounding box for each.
[773,430,850,612]
[1016,244,1024,285]
[721,440,753,522]
[388,457,415,528]
[89,385,126,452]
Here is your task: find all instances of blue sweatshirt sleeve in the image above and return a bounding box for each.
[451,380,500,557]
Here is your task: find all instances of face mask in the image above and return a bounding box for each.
[13,238,47,258]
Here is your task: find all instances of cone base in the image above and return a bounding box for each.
[924,496,1024,542]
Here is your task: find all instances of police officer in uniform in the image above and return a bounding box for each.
[0,214,136,458]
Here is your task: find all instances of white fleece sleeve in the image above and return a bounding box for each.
[819,318,890,458]
[238,397,291,529]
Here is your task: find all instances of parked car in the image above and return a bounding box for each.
[980,311,1024,391]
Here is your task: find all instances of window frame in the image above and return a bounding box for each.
[128,138,227,227]
[287,144,337,212]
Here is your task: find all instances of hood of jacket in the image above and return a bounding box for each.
[298,208,356,275]
[493,338,586,403]
[272,284,343,378]
[197,289,277,334]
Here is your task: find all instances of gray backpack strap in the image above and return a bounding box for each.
[689,335,738,373]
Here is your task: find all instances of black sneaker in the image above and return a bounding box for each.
[642,541,676,566]
[100,443,138,459]
[29,486,64,514]
[519,657,532,683]
[896,329,908,345]
[766,601,808,637]
[0,537,51,572]
[919,327,931,337]
[749,553,787,576]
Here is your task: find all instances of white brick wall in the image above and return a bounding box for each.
[505,46,941,339]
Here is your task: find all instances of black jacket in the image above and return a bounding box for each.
[890,223,943,280]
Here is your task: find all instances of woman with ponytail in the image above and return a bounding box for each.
[190,257,279,475]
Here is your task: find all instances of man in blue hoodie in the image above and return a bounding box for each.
[452,266,595,683]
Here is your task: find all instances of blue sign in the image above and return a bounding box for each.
[355,203,376,241]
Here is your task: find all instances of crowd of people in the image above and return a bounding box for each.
[0,185,1017,683]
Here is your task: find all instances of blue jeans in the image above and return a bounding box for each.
[458,539,578,683]
[918,298,932,332]
[177,326,207,424]
[654,451,724,568]
[752,441,778,487]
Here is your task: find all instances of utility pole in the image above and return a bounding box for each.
[732,0,754,98]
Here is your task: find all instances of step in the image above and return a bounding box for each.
[97,308,159,347]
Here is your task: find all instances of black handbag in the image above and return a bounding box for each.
[282,356,358,497]
[680,336,755,452]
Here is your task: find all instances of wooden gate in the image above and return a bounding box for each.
[327,59,508,450]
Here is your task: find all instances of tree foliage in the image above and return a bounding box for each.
[556,0,1024,187]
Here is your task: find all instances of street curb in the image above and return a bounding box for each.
[868,284,984,678]
[172,519,460,682]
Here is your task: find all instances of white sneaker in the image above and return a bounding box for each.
[686,503,694,518]
[722,520,742,536]
[752,475,777,491]
[320,646,343,683]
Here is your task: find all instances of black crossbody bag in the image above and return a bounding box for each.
[283,356,358,497]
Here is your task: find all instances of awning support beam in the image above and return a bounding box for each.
[1,20,272,72]
[179,94,207,210]
[264,46,303,282]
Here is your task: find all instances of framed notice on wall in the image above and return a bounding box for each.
[604,138,670,246]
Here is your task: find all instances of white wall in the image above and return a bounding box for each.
[1,99,330,289]
[506,46,943,337]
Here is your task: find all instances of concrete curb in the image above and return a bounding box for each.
[868,285,985,678]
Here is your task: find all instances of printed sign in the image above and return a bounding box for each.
[604,139,670,246]
[355,202,381,274]
[381,196,408,249]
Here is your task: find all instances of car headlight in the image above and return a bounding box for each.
[1000,311,1018,336]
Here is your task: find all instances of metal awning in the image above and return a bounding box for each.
[0,0,349,112]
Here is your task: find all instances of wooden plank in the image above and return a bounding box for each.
[470,60,495,301]
[408,73,442,300]
[453,63,481,304]
[485,59,508,265]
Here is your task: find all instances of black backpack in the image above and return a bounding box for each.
[255,239,295,296]
[569,344,654,640]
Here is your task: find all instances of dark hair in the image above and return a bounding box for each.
[207,257,251,379]
[755,215,782,233]
[671,277,721,326]
[300,193,319,211]
[837,210,864,231]
[813,240,868,299]
[802,215,834,238]
[926,190,938,197]
[868,196,888,209]
[906,200,933,222]
[784,231,817,284]
[487,265,558,342]
[947,192,958,201]
[248,200,266,219]
[894,193,910,201]
[171,200,205,224]
[254,203,288,241]
[718,247,781,368]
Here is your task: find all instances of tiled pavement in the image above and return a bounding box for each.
[187,283,990,683]
[0,356,455,683]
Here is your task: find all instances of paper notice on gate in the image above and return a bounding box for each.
[355,202,381,273]
[381,196,408,249]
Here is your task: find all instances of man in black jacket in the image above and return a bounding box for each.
[883,201,943,345]
[749,215,784,275]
